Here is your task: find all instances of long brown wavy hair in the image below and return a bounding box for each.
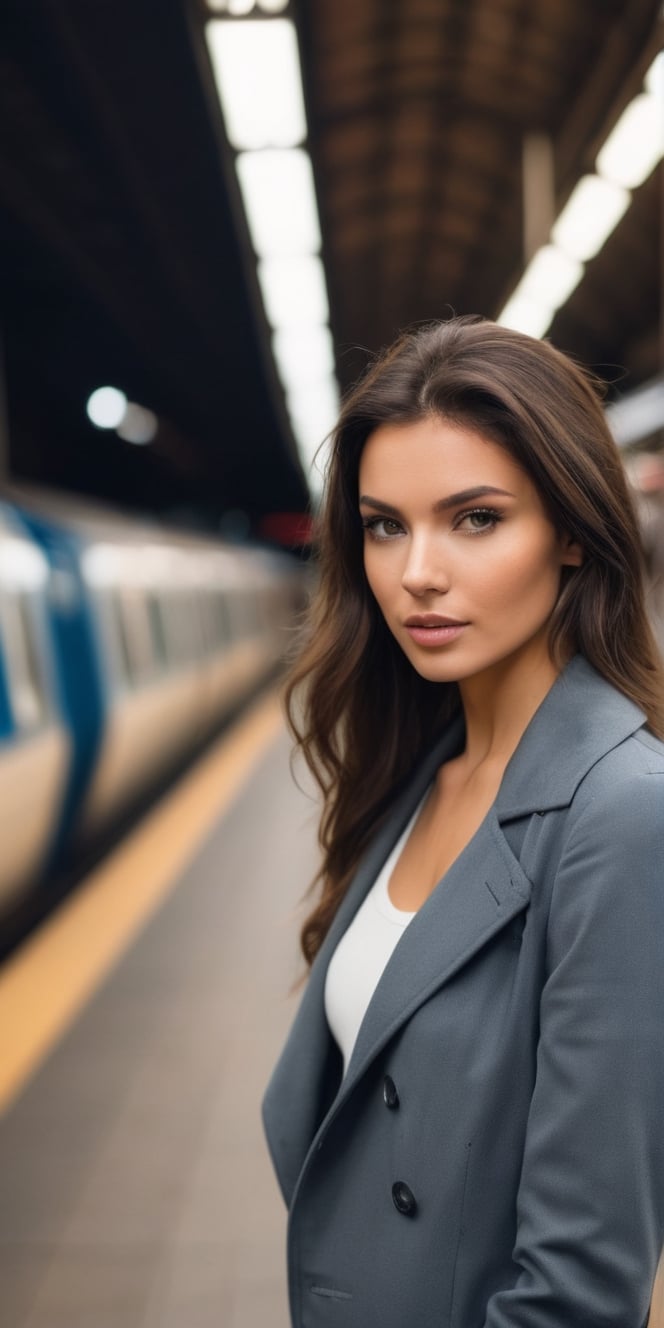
[285,316,664,967]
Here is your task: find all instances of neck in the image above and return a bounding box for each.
[458,642,563,773]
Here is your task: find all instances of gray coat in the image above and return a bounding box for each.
[263,656,664,1327]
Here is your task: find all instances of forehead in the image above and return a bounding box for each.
[359,417,529,494]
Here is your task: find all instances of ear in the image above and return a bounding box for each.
[559,532,584,567]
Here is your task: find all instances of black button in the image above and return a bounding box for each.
[383,1075,399,1109]
[392,1181,417,1216]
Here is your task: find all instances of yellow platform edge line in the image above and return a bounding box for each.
[0,689,284,1115]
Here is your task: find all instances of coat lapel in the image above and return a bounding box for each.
[495,654,645,819]
[262,714,465,1202]
[338,806,531,1101]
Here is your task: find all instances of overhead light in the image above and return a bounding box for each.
[257,255,329,327]
[497,245,582,336]
[236,149,321,256]
[519,244,583,308]
[497,49,663,342]
[205,0,288,10]
[205,19,306,150]
[272,324,335,389]
[497,293,554,339]
[551,174,630,261]
[117,403,158,445]
[596,92,664,189]
[287,375,339,487]
[202,2,337,497]
[86,386,127,429]
[645,51,664,98]
[206,0,254,12]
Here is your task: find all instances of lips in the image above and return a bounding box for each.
[403,616,468,647]
[404,615,466,627]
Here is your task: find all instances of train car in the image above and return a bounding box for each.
[0,503,70,913]
[0,488,305,936]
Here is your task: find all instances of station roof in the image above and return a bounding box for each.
[0,0,661,531]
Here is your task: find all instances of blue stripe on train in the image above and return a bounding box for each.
[17,511,107,865]
[0,647,14,741]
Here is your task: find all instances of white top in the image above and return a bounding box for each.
[324,800,425,1073]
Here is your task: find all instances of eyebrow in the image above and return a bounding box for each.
[358,485,516,516]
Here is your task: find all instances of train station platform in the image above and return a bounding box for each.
[2,684,664,1328]
[0,690,317,1328]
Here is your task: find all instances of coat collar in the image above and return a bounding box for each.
[340,805,530,1095]
[494,654,645,819]
[311,655,645,1035]
[316,661,644,1098]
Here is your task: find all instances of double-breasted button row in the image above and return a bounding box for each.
[392,1180,417,1216]
[384,1077,416,1215]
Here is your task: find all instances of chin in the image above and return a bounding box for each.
[403,651,466,684]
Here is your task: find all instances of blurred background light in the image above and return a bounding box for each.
[86,386,128,429]
[605,378,664,448]
[257,255,329,328]
[498,45,663,343]
[205,2,339,496]
[596,93,664,189]
[206,0,289,10]
[235,149,321,256]
[551,175,631,261]
[519,244,584,308]
[116,403,158,445]
[496,293,555,339]
[286,376,339,486]
[272,324,335,388]
[645,51,664,98]
[497,245,583,338]
[205,19,306,150]
[0,538,49,590]
[206,0,254,12]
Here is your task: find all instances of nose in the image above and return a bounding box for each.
[401,533,450,597]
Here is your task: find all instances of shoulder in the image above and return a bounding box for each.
[569,725,664,834]
[545,727,664,930]
[540,730,664,971]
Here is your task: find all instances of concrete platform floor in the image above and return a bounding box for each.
[0,706,318,1327]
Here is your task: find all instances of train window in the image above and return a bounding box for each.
[108,592,133,684]
[195,594,212,658]
[243,596,260,638]
[214,593,231,646]
[118,589,155,685]
[0,592,49,731]
[172,596,188,664]
[159,594,190,668]
[226,590,248,641]
[202,592,223,654]
[147,594,168,669]
[183,595,202,663]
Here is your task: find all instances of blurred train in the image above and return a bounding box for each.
[0,488,306,940]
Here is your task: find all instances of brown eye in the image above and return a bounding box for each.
[455,507,503,534]
[361,516,404,540]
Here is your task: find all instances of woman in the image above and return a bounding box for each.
[263,317,664,1327]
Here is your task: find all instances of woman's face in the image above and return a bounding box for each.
[359,415,582,689]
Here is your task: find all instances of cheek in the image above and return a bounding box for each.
[363,548,392,604]
[476,534,562,611]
